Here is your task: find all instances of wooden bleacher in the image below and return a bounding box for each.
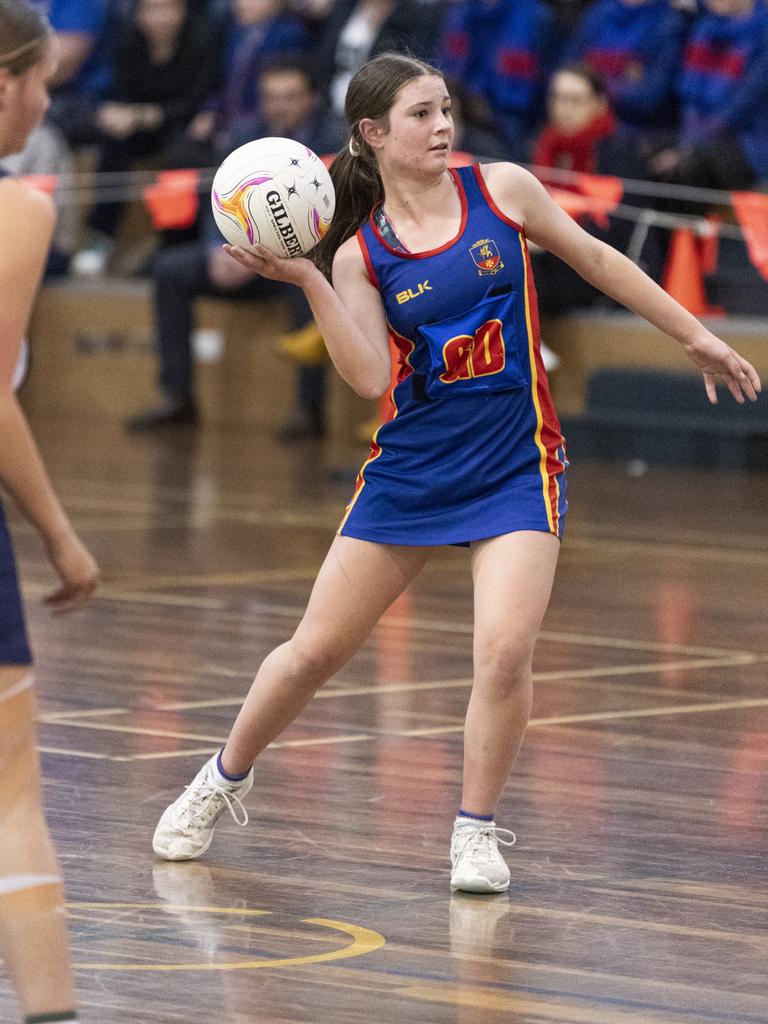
[24,279,372,438]
[544,309,768,416]
[23,283,768,456]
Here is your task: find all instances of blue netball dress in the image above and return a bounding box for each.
[0,164,33,665]
[339,163,567,546]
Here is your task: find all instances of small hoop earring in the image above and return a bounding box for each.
[348,137,361,157]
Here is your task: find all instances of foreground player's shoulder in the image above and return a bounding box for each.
[0,176,54,246]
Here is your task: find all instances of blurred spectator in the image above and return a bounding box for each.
[181,0,308,165]
[533,63,615,175]
[162,0,308,184]
[1,123,77,276]
[44,0,112,146]
[560,0,690,138]
[436,0,556,158]
[71,0,225,275]
[285,0,334,47]
[650,0,768,191]
[530,64,650,315]
[126,57,346,438]
[318,0,445,117]
[542,0,594,61]
[445,76,510,162]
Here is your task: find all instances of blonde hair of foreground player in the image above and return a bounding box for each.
[0,1,99,1020]
[153,53,761,892]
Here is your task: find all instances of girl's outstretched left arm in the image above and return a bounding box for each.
[482,163,761,405]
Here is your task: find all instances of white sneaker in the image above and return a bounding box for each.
[152,755,253,861]
[540,341,560,373]
[450,823,516,893]
[70,232,113,278]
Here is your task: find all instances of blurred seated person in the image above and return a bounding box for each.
[542,0,594,55]
[533,63,616,176]
[126,56,346,439]
[72,0,224,275]
[561,0,690,143]
[317,0,445,118]
[2,122,77,276]
[177,0,308,171]
[437,0,556,158]
[530,64,649,315]
[649,0,768,193]
[284,0,334,48]
[446,76,511,162]
[44,0,112,146]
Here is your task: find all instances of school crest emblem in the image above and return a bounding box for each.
[470,238,504,275]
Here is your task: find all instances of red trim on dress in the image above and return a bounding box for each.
[526,242,565,532]
[356,228,380,288]
[368,168,469,261]
[473,164,524,234]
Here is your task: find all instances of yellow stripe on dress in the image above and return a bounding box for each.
[518,234,557,534]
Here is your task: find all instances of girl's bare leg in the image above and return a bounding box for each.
[461,531,560,815]
[0,666,76,1019]
[221,535,433,774]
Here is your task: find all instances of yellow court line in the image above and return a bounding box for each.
[13,515,209,536]
[34,569,757,661]
[66,691,768,762]
[319,655,757,697]
[566,534,768,569]
[22,583,226,610]
[536,629,753,660]
[153,653,758,712]
[37,745,114,760]
[67,903,385,972]
[399,695,768,738]
[46,477,767,551]
[508,902,768,947]
[398,985,695,1024]
[373,614,753,660]
[105,568,318,591]
[117,746,219,761]
[36,657,767,761]
[41,707,129,721]
[40,719,229,743]
[97,589,226,609]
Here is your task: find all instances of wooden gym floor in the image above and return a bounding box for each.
[2,415,767,1024]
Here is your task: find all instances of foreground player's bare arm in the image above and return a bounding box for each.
[0,181,98,611]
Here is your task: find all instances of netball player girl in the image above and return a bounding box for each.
[153,53,760,894]
[0,1,99,1019]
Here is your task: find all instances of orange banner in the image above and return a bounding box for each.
[732,191,768,281]
[547,173,623,228]
[143,169,200,230]
[22,174,59,194]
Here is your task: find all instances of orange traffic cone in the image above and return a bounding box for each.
[663,227,723,317]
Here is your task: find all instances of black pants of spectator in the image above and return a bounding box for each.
[154,241,325,422]
[88,130,167,239]
[677,134,755,194]
[531,248,601,315]
[47,90,100,147]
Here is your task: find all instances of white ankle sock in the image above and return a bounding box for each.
[210,757,248,789]
[454,815,495,830]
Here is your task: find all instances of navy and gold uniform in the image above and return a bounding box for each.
[0,164,33,665]
[339,163,567,546]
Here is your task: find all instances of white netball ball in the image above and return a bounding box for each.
[211,137,335,257]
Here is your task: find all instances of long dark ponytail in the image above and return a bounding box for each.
[0,0,51,77]
[313,52,443,279]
